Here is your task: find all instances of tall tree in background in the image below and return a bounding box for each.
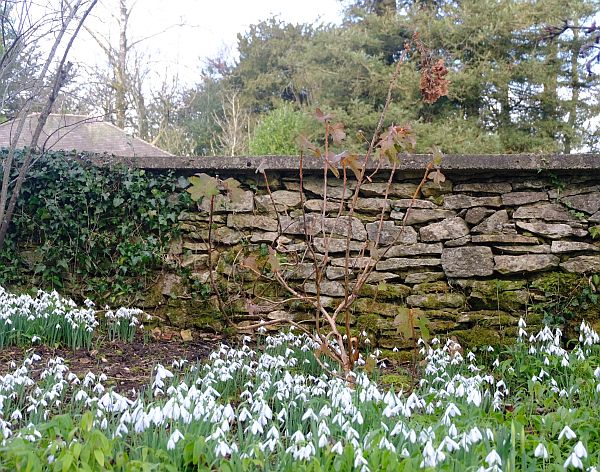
[0,0,98,248]
[213,0,598,154]
[79,0,185,142]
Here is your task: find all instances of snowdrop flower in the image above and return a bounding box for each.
[534,443,548,459]
[564,452,584,469]
[215,440,234,457]
[485,450,502,466]
[559,425,577,441]
[166,429,184,450]
[574,441,588,459]
[331,441,344,455]
[467,388,482,407]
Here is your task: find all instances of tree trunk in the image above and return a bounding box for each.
[564,33,582,154]
[115,0,128,129]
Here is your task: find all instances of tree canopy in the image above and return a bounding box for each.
[46,0,599,156]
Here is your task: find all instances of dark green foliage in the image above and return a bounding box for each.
[0,149,191,303]
[174,0,598,155]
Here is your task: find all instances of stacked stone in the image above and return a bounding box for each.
[170,173,600,349]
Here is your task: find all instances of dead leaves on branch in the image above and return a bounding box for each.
[377,124,416,164]
[414,32,449,105]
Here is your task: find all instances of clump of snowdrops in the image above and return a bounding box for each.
[0,286,148,349]
[2,318,600,471]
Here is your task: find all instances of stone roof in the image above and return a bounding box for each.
[0,114,173,158]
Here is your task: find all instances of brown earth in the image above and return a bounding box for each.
[0,330,221,396]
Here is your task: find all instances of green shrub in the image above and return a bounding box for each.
[249,104,313,155]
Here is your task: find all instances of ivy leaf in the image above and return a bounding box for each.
[187,174,219,202]
[176,175,189,189]
[113,197,124,207]
[298,135,321,158]
[364,355,377,374]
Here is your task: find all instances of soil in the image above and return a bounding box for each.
[0,330,222,396]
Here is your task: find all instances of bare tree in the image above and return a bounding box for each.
[0,0,99,248]
[213,88,250,157]
[81,0,184,138]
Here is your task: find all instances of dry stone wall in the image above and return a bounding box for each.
[136,155,600,352]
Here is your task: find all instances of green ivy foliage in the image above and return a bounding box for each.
[0,150,191,303]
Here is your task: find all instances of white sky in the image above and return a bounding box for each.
[72,0,344,87]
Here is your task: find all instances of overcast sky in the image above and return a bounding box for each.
[72,0,344,87]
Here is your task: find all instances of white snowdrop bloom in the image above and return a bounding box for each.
[266,425,279,440]
[291,430,305,444]
[238,408,252,422]
[564,452,584,469]
[574,441,588,459]
[466,388,482,407]
[594,367,600,378]
[331,441,344,455]
[440,436,460,452]
[319,405,332,417]
[468,427,483,444]
[215,440,233,457]
[420,440,445,468]
[534,443,548,459]
[354,448,369,469]
[378,435,396,452]
[10,409,22,420]
[559,425,577,441]
[562,357,571,367]
[222,404,235,422]
[167,429,184,451]
[302,408,318,422]
[485,450,502,466]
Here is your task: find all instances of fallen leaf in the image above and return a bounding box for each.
[180,329,193,342]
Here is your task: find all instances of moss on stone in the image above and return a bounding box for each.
[407,293,465,309]
[469,289,529,312]
[453,326,502,348]
[422,310,460,321]
[412,281,450,294]
[353,299,401,317]
[356,313,382,334]
[380,373,413,391]
[380,349,414,364]
[530,272,583,295]
[459,310,519,327]
[359,283,411,300]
